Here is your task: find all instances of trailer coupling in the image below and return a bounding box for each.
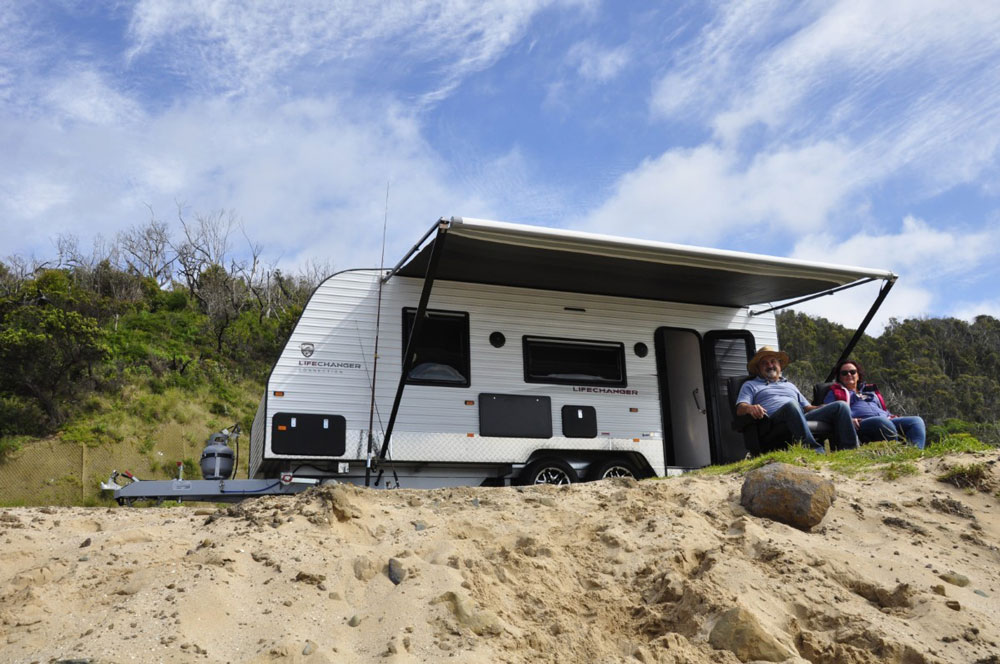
[101,469,321,505]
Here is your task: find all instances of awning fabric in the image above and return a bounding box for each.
[393,217,895,308]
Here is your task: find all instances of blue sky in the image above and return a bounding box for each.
[2,1,999,332]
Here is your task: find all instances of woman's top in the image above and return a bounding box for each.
[824,382,893,419]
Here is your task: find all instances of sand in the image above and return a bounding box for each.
[1,450,998,664]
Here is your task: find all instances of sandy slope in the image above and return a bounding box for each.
[1,451,998,664]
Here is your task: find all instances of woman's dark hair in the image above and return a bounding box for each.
[834,358,865,385]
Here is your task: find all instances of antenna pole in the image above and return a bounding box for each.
[364,182,390,487]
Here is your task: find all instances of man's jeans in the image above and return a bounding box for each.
[858,415,926,449]
[759,400,859,451]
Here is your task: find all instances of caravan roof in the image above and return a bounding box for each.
[393,217,895,308]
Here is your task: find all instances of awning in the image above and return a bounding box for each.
[391,217,895,308]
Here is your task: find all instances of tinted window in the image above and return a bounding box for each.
[402,308,470,387]
[523,336,626,386]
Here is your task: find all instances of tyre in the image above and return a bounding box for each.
[589,458,638,481]
[519,458,576,485]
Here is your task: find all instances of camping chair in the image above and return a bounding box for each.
[727,375,834,455]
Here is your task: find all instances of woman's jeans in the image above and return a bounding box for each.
[858,416,926,449]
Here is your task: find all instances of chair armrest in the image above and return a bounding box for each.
[732,412,759,433]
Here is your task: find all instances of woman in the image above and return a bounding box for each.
[823,358,926,449]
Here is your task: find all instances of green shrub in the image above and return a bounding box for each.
[0,396,49,437]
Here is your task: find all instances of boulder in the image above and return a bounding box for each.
[740,463,835,531]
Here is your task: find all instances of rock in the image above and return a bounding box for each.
[974,589,989,597]
[79,537,91,548]
[387,558,406,585]
[708,607,793,662]
[412,520,427,531]
[740,463,835,531]
[302,639,317,655]
[945,600,961,611]
[939,571,970,587]
[931,585,947,596]
[348,614,362,627]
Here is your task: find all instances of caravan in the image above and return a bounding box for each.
[246,217,896,489]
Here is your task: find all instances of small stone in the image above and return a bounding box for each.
[412,521,427,531]
[974,589,989,597]
[348,614,362,627]
[939,572,970,587]
[945,600,961,611]
[931,585,947,596]
[302,640,317,655]
[388,558,406,585]
[80,537,92,548]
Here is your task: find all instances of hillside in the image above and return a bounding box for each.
[2,450,998,664]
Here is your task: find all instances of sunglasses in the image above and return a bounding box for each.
[839,369,858,376]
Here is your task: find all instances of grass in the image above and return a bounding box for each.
[938,462,994,492]
[689,432,994,481]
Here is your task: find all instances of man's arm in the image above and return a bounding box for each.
[736,402,767,419]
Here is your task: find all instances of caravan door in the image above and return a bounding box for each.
[703,331,756,465]
[654,328,712,468]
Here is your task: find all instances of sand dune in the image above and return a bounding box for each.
[1,451,998,664]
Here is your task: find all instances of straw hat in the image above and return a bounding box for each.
[747,346,790,375]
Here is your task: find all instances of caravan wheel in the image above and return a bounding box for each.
[520,458,576,485]
[590,458,638,481]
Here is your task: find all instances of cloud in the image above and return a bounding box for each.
[44,68,143,125]
[567,40,629,82]
[0,91,505,270]
[126,0,590,104]
[647,1,1000,195]
[579,141,856,244]
[786,215,1000,332]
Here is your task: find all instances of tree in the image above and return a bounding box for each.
[0,304,108,424]
[117,210,176,288]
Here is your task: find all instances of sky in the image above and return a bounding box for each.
[2,0,999,333]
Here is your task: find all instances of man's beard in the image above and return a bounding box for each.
[764,367,780,380]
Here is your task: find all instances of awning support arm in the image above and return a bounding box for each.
[371,220,450,486]
[749,277,877,317]
[824,276,897,382]
[382,217,449,283]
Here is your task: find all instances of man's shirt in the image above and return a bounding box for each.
[737,376,809,414]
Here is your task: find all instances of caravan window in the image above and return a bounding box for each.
[402,308,470,387]
[522,336,627,386]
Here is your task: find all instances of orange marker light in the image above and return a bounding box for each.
[277,425,287,431]
[273,391,285,397]
[629,407,638,412]
[467,433,475,437]
[465,400,475,406]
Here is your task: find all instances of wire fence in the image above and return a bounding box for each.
[0,434,252,506]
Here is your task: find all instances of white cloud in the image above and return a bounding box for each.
[951,300,1000,323]
[44,69,143,125]
[787,215,1000,332]
[567,40,629,82]
[579,141,856,244]
[0,92,503,270]
[127,0,590,104]
[649,1,1000,195]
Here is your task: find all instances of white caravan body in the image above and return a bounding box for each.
[249,218,895,487]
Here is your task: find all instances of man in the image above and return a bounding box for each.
[736,346,858,451]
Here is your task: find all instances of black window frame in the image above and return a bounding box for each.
[401,307,471,388]
[522,335,627,387]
